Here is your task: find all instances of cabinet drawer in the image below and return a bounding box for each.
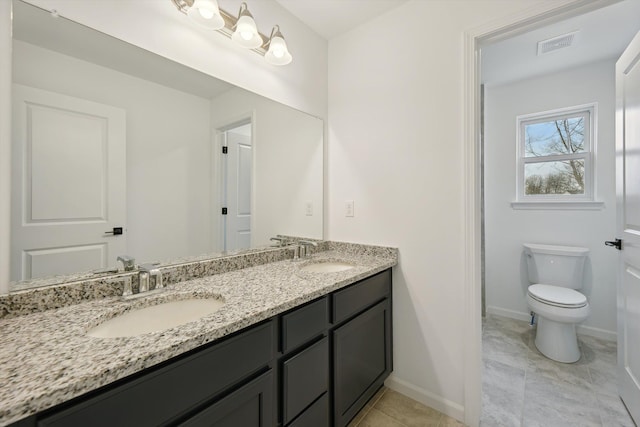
[38,321,274,427]
[332,269,391,324]
[282,337,329,424]
[288,393,329,427]
[281,297,328,353]
[179,370,273,427]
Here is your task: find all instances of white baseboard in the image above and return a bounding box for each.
[486,306,617,342]
[384,375,465,422]
[576,324,617,342]
[486,306,531,323]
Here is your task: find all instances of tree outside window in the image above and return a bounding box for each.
[516,105,594,201]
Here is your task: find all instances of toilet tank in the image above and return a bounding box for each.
[523,243,589,289]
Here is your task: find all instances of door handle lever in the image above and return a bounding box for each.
[604,238,622,250]
[105,227,123,236]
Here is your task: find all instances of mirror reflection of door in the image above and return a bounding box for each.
[221,122,252,252]
[11,84,126,281]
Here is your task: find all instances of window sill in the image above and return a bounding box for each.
[510,201,605,211]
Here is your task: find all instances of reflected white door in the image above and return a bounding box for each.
[616,31,640,424]
[11,85,126,281]
[223,124,252,251]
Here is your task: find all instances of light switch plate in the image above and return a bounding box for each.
[305,201,313,216]
[345,200,354,217]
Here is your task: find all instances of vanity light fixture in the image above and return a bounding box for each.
[171,0,292,65]
[186,0,224,30]
[231,3,263,49]
[265,25,292,66]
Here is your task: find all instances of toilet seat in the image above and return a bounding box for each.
[527,284,587,308]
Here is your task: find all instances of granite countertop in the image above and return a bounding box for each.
[0,247,397,426]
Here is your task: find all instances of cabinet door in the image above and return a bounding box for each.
[179,371,273,427]
[333,300,391,427]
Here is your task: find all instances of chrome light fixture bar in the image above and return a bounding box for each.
[171,0,292,65]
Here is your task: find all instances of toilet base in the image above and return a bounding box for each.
[534,316,581,363]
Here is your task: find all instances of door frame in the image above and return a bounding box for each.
[211,113,255,252]
[462,0,620,425]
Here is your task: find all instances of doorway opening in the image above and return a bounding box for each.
[474,1,640,425]
[218,120,253,252]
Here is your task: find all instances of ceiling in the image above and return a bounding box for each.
[274,0,409,40]
[273,0,640,82]
[481,0,640,86]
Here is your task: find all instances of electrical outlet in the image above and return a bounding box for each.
[345,200,354,217]
[305,201,313,216]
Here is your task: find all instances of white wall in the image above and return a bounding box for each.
[327,0,577,420]
[13,41,214,265]
[484,59,618,338]
[21,0,328,119]
[210,88,323,247]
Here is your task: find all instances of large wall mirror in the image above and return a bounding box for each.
[9,0,323,291]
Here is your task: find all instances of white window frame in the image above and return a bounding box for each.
[512,103,602,210]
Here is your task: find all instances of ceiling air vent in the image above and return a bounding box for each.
[537,31,579,55]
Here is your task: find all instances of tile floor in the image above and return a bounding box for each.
[346,313,636,427]
[348,387,465,427]
[482,314,636,427]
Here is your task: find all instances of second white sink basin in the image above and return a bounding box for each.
[87,298,224,338]
[300,261,355,273]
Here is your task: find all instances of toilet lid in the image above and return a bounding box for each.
[528,284,588,308]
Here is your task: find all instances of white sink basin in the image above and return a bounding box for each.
[300,261,355,273]
[87,298,224,338]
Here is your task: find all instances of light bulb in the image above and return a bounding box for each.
[265,28,292,66]
[187,0,224,30]
[232,8,262,49]
[198,8,214,19]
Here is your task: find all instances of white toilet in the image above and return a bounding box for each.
[524,243,590,363]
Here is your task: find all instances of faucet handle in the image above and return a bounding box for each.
[290,244,301,260]
[117,255,136,271]
[140,263,163,290]
[270,237,285,247]
[299,240,318,257]
[122,276,133,297]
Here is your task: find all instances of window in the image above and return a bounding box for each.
[515,104,596,205]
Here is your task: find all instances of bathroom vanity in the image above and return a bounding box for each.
[0,243,396,427]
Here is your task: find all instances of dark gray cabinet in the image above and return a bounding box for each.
[179,371,273,427]
[37,321,275,427]
[282,337,329,424]
[14,268,392,427]
[333,300,392,427]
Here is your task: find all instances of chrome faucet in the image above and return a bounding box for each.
[299,240,318,258]
[284,241,301,260]
[139,263,163,292]
[117,255,136,272]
